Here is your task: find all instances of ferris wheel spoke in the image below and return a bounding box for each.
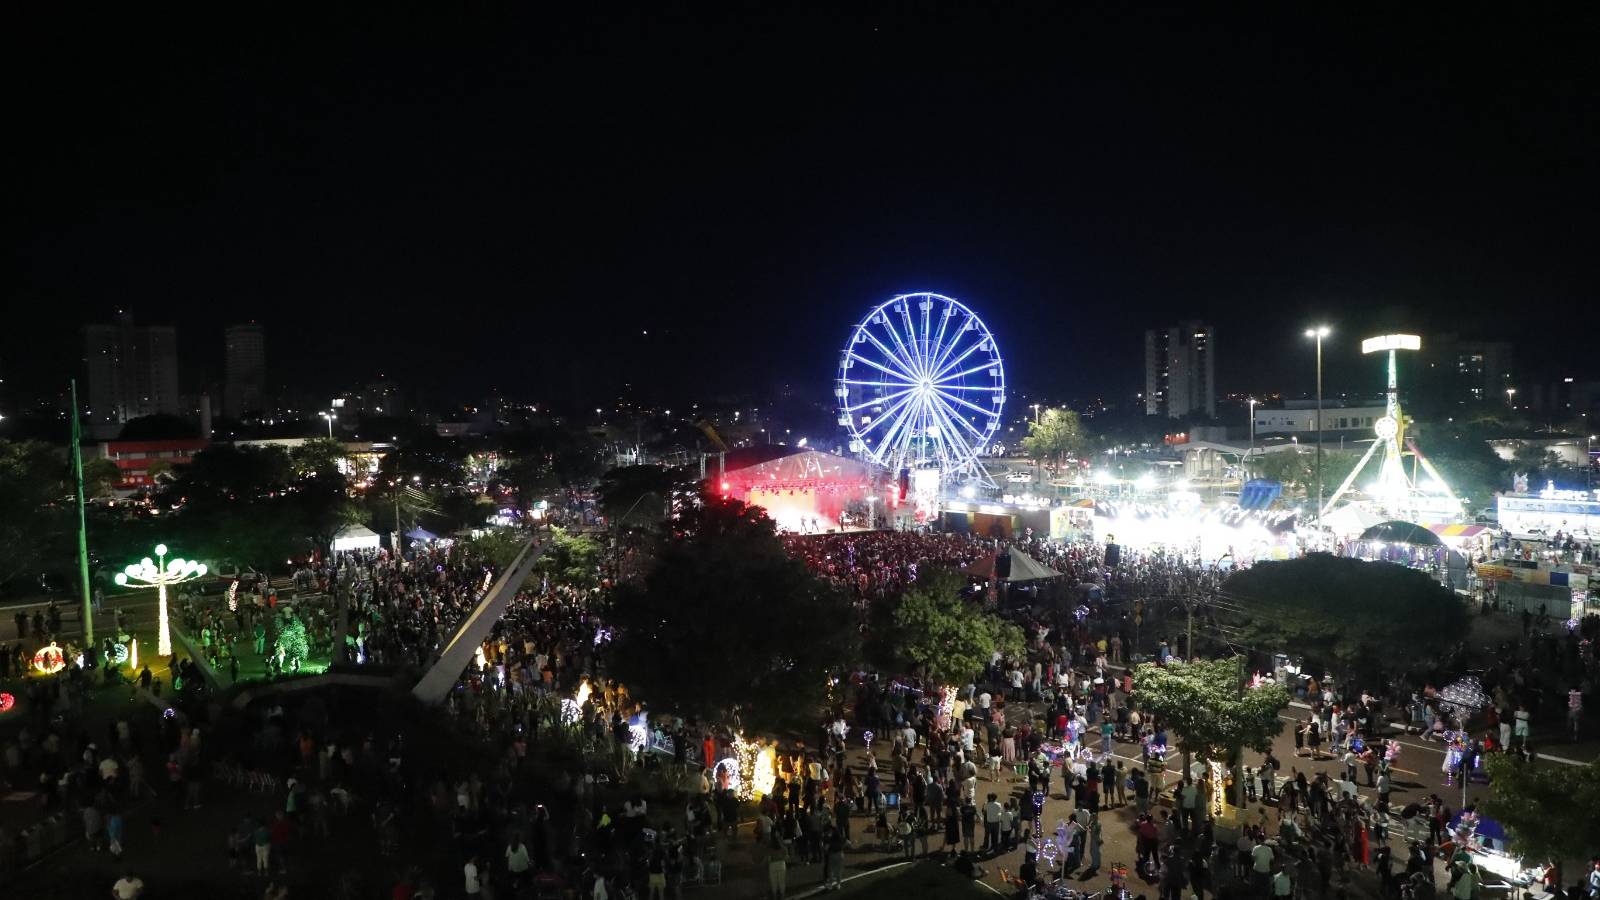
[897,301,927,377]
[931,394,992,444]
[926,399,979,465]
[875,400,918,463]
[929,335,989,383]
[857,331,921,381]
[877,311,924,380]
[930,383,1005,392]
[840,378,917,389]
[847,351,918,384]
[932,387,1001,419]
[926,314,974,374]
[928,308,953,375]
[853,390,919,438]
[842,385,917,413]
[919,301,933,374]
[934,362,1002,386]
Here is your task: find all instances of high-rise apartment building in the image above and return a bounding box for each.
[223,323,266,418]
[83,312,180,429]
[1143,322,1215,419]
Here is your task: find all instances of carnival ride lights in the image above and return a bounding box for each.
[837,292,1005,487]
[114,544,206,658]
[1321,335,1461,521]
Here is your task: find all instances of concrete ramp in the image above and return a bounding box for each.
[410,536,543,705]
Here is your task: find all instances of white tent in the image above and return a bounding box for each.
[332,523,381,552]
[1322,504,1385,536]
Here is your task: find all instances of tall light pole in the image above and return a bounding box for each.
[1247,398,1258,456]
[1031,403,1042,425]
[321,411,336,438]
[1305,326,1331,524]
[114,544,206,658]
[1505,388,1516,410]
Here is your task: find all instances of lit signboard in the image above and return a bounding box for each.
[1361,334,1422,354]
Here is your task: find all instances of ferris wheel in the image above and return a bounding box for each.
[836,292,1006,482]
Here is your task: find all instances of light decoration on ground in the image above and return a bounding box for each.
[1032,790,1045,857]
[0,693,14,713]
[1208,760,1227,817]
[32,642,67,675]
[227,579,239,612]
[114,544,206,657]
[862,730,874,751]
[560,679,592,725]
[1441,731,1470,786]
[730,734,777,800]
[714,757,740,794]
[111,642,130,665]
[937,685,957,730]
[129,638,138,671]
[474,645,488,671]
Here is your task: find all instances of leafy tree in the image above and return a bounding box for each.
[534,528,602,589]
[606,495,859,734]
[291,472,364,560]
[142,459,176,485]
[277,614,311,670]
[289,438,347,478]
[456,530,528,569]
[1222,554,1469,686]
[432,490,494,533]
[0,440,68,592]
[500,455,560,513]
[893,567,1024,685]
[81,457,123,497]
[376,439,465,487]
[1480,755,1600,882]
[598,464,692,526]
[1021,408,1088,468]
[169,444,292,509]
[1133,657,1288,803]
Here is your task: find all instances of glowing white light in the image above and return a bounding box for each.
[1135,474,1155,490]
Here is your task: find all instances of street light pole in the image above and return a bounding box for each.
[1305,326,1331,524]
[1247,398,1257,456]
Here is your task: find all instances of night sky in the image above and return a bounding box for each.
[6,6,1596,412]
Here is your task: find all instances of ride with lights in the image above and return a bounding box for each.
[113,543,207,658]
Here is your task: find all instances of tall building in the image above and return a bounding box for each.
[1425,334,1514,405]
[83,312,180,430]
[1143,322,1215,419]
[223,323,266,418]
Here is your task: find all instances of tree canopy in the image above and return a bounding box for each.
[0,440,69,592]
[1021,407,1088,467]
[1222,554,1469,684]
[1133,657,1288,763]
[533,528,602,589]
[1480,755,1600,870]
[598,464,693,526]
[892,567,1024,685]
[606,495,858,734]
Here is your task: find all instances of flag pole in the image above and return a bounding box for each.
[70,380,94,645]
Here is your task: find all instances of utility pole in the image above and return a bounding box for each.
[70,380,94,645]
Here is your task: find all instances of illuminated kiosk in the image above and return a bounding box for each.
[1320,334,1461,523]
[836,292,1006,515]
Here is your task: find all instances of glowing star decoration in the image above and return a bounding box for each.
[113,544,206,657]
[33,642,67,675]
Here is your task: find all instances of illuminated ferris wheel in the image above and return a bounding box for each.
[836,292,1006,482]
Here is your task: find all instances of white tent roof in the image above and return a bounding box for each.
[333,523,381,551]
[1322,504,1386,536]
[1005,550,1062,582]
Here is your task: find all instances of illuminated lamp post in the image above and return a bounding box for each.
[1304,326,1331,525]
[113,544,206,658]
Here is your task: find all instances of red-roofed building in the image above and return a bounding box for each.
[94,438,210,489]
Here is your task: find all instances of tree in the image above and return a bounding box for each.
[82,457,124,497]
[289,438,347,478]
[456,530,528,569]
[291,472,364,561]
[1021,408,1088,469]
[892,567,1024,685]
[0,440,68,593]
[1222,554,1470,686]
[1249,449,1312,491]
[169,444,292,509]
[598,465,692,526]
[500,455,559,514]
[606,495,859,734]
[1480,755,1600,882]
[534,528,602,589]
[1134,657,1289,804]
